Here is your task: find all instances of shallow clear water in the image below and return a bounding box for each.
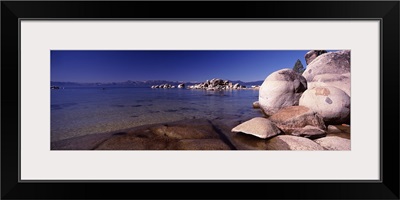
[51,87,260,142]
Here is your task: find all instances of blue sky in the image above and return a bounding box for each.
[51,50,325,83]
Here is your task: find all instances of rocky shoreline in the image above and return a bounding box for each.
[229,49,351,150]
[51,117,349,150]
[52,50,351,150]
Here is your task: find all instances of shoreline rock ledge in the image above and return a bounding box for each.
[268,106,326,134]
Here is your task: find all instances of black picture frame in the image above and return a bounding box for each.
[1,1,399,199]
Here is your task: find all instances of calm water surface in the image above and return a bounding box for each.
[51,87,260,142]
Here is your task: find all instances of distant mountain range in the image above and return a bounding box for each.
[51,80,264,88]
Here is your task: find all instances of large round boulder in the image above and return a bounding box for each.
[303,50,350,81]
[299,86,350,125]
[268,106,326,134]
[302,50,351,96]
[259,69,307,116]
[308,73,350,96]
[305,50,327,65]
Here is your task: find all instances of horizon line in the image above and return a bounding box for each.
[50,79,265,84]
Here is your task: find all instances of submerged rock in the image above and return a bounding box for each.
[231,117,281,139]
[51,118,348,151]
[96,134,170,150]
[169,139,231,150]
[259,69,307,116]
[51,132,116,150]
[252,101,260,109]
[150,123,219,140]
[52,119,235,150]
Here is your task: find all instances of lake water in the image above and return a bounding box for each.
[51,87,261,142]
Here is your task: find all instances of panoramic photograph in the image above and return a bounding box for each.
[50,50,351,150]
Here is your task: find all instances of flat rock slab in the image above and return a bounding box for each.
[291,125,327,139]
[51,131,116,150]
[314,136,351,150]
[269,106,326,133]
[231,117,282,139]
[212,119,269,150]
[265,135,324,150]
[150,123,219,140]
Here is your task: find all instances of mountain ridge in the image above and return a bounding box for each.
[51,79,264,88]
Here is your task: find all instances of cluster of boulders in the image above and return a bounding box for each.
[188,78,246,90]
[151,83,186,89]
[231,50,351,150]
[151,79,249,90]
[151,84,175,89]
